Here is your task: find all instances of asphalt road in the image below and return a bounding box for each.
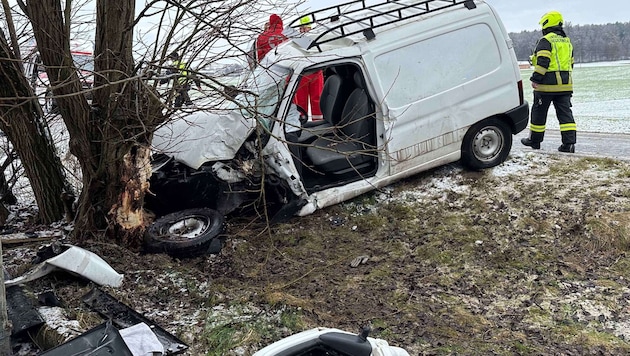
[514,129,630,161]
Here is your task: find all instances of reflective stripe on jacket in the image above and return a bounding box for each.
[530,31,574,93]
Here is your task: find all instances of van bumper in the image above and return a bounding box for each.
[505,102,529,134]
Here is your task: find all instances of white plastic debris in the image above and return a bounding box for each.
[350,255,370,268]
[5,244,124,287]
[254,327,409,355]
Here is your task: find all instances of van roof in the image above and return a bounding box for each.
[285,0,482,52]
[272,0,487,70]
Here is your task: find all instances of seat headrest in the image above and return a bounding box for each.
[332,65,356,79]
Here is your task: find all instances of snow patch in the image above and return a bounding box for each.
[37,306,82,341]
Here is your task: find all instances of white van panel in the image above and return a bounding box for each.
[366,8,518,175]
[376,24,500,107]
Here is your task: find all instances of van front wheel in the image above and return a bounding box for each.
[461,118,512,170]
[144,208,225,258]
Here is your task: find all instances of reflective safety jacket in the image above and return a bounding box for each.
[530,29,574,93]
[173,60,189,85]
[166,59,200,88]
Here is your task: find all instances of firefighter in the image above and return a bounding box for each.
[164,51,202,108]
[521,11,576,153]
[293,16,324,121]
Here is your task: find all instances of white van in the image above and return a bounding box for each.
[145,0,529,257]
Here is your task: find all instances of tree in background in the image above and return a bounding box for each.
[510,22,630,63]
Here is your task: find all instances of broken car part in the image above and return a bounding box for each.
[4,244,123,288]
[3,268,44,336]
[253,326,410,356]
[39,320,132,356]
[82,287,188,355]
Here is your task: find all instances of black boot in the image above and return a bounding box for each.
[521,138,541,149]
[558,144,575,153]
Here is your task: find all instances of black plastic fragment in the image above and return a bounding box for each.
[82,287,188,355]
[39,320,132,356]
[4,268,44,336]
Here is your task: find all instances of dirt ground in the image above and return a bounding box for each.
[4,150,630,355]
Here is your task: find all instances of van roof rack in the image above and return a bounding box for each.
[288,0,476,51]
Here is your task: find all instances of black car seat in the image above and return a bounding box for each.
[298,66,354,143]
[305,71,376,177]
[320,66,355,125]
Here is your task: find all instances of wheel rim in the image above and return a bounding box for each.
[164,216,210,240]
[472,126,504,162]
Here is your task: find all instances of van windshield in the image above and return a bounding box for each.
[229,64,290,129]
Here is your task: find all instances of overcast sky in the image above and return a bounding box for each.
[299,0,630,33]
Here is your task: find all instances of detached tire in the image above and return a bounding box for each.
[461,118,512,170]
[144,208,225,258]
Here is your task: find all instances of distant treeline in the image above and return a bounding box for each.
[510,22,630,63]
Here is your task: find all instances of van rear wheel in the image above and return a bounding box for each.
[461,118,512,170]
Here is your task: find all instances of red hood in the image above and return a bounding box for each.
[269,14,283,31]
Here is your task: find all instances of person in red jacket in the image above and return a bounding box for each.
[293,16,324,121]
[256,14,287,61]
[294,71,324,121]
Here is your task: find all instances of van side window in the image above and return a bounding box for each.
[374,24,501,108]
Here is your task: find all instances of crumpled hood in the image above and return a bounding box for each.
[152,110,255,169]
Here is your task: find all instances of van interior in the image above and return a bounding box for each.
[285,63,379,193]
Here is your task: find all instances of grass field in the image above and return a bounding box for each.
[520,61,630,134]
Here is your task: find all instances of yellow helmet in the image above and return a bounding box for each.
[539,11,563,29]
[300,15,312,26]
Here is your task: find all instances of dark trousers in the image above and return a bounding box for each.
[529,92,576,145]
[174,84,192,108]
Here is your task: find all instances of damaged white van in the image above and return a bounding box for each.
[144,0,529,257]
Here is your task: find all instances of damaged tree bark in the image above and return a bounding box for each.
[22,0,165,246]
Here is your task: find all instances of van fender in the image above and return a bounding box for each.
[503,102,530,134]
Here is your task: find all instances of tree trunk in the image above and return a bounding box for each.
[0,30,68,224]
[88,0,164,246]
[0,242,13,356]
[0,156,17,225]
[24,0,165,246]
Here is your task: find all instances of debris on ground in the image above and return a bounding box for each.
[5,243,123,288]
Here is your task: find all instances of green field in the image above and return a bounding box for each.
[520,61,630,133]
